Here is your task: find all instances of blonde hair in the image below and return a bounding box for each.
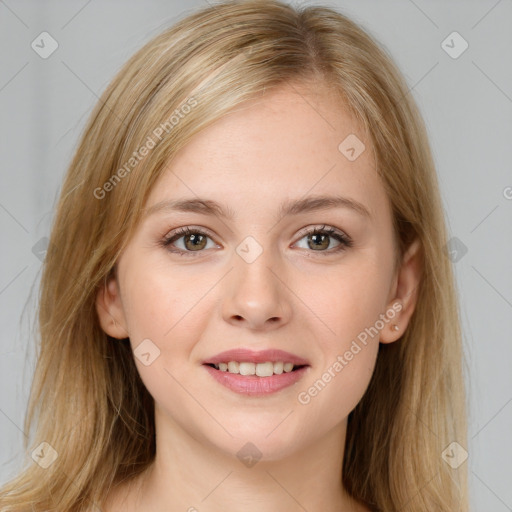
[0,1,468,510]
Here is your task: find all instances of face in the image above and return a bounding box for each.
[97,81,419,462]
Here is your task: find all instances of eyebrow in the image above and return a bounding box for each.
[144,194,372,221]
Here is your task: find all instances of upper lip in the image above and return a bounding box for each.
[202,348,310,366]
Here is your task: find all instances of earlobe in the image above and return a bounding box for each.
[380,238,423,344]
[95,274,129,339]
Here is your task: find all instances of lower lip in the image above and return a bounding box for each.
[203,364,310,396]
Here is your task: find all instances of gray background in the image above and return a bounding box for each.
[1,0,511,510]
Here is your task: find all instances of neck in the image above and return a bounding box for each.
[107,405,365,512]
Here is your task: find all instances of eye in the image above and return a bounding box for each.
[161,226,218,256]
[294,225,353,255]
[160,224,353,257]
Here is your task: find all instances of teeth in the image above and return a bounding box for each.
[227,361,239,373]
[273,361,284,374]
[212,361,300,376]
[256,362,273,377]
[239,362,256,375]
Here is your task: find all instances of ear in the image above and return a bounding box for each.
[380,237,423,344]
[95,271,129,339]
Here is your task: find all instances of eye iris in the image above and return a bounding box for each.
[308,233,329,250]
[185,233,207,251]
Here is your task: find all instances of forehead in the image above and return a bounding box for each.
[145,82,386,221]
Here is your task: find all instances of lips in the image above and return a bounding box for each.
[201,348,310,396]
[202,348,310,366]
[203,364,310,396]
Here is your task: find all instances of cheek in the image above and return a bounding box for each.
[120,264,209,424]
[121,260,205,344]
[120,261,215,384]
[293,259,389,415]
[302,256,391,349]
[296,298,381,429]
[296,344,379,436]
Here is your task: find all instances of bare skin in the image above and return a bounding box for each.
[96,80,422,512]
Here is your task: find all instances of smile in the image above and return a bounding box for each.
[203,362,310,396]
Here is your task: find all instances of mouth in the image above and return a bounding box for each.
[202,359,310,396]
[201,348,310,396]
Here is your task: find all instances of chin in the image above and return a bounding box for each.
[207,418,308,463]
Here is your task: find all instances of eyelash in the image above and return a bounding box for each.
[160,225,353,258]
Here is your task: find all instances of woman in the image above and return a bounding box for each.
[0,1,468,510]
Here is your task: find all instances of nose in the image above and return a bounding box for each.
[221,251,292,331]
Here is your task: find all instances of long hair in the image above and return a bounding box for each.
[0,1,468,510]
